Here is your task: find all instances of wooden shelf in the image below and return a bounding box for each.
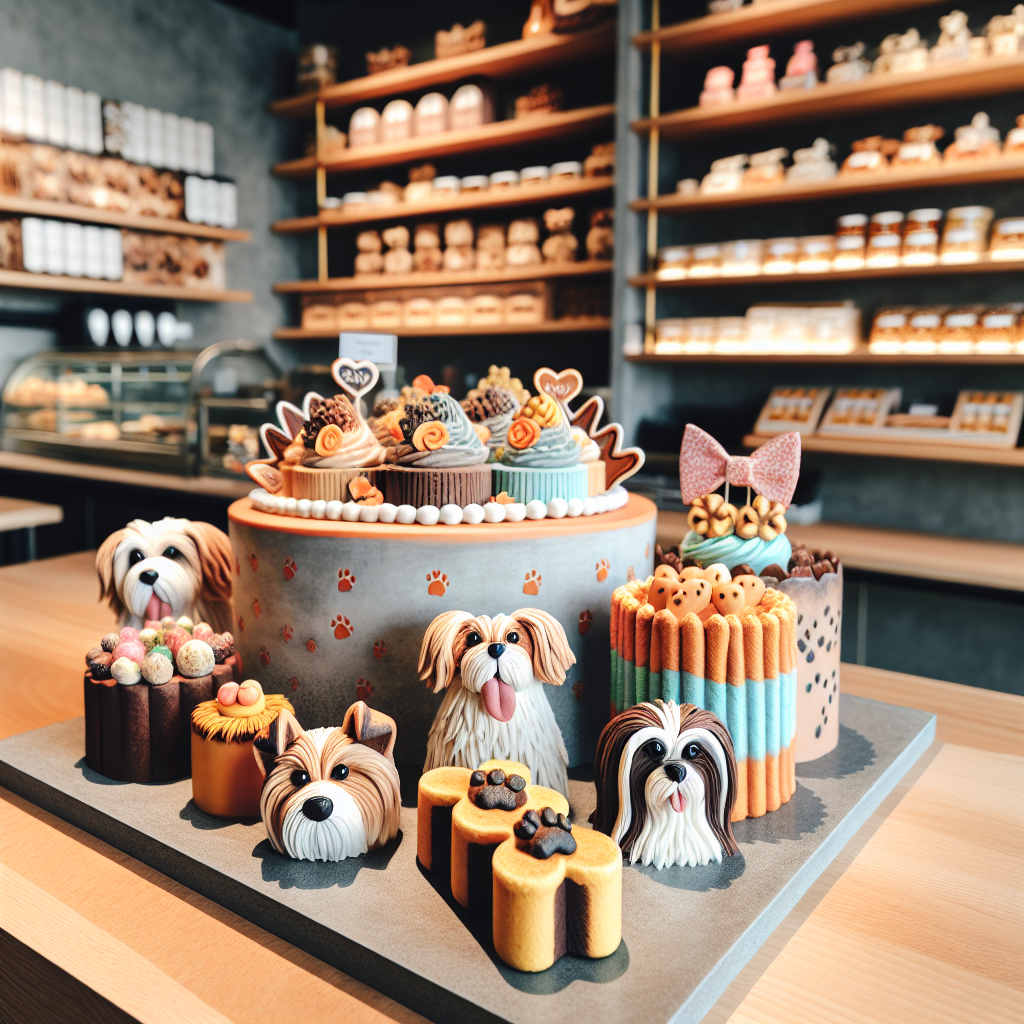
[0,269,252,303]
[273,105,616,178]
[273,177,614,234]
[743,433,1024,467]
[655,510,1024,591]
[0,195,251,241]
[626,348,1024,365]
[632,55,1024,142]
[630,157,1024,215]
[269,26,616,119]
[633,0,943,56]
[629,256,1024,289]
[273,318,611,340]
[273,259,613,294]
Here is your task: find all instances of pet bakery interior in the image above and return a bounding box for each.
[0,1,1021,1021]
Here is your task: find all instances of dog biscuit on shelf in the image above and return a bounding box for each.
[492,807,622,972]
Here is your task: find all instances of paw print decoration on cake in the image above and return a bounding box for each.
[426,570,449,596]
[522,569,541,595]
[338,568,355,592]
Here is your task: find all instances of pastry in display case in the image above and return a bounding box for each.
[2,339,283,478]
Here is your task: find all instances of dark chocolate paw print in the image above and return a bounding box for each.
[514,807,577,860]
[469,768,528,811]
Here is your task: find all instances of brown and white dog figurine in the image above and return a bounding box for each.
[419,608,575,797]
[591,700,738,869]
[96,517,234,633]
[254,702,401,862]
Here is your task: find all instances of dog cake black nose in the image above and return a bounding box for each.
[487,642,506,659]
[139,569,159,585]
[302,796,333,822]
[664,763,685,783]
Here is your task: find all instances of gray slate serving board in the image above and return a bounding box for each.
[0,695,934,1024]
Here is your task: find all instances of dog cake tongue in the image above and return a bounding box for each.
[669,791,687,813]
[146,594,174,621]
[481,676,516,723]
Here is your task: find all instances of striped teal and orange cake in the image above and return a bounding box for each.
[609,578,798,821]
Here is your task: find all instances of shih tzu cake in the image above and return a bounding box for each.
[96,517,234,633]
[591,700,739,869]
[418,608,576,797]
[254,701,401,862]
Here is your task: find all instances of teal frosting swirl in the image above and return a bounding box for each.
[679,530,792,576]
[396,392,488,468]
[499,414,581,469]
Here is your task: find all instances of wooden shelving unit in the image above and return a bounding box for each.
[0,269,252,302]
[632,55,1024,142]
[743,433,1024,468]
[273,318,612,340]
[626,348,1024,366]
[656,510,1024,592]
[273,177,614,234]
[633,0,943,56]
[630,157,1024,214]
[0,195,250,241]
[268,25,616,119]
[629,256,1024,289]
[272,105,616,178]
[274,259,612,294]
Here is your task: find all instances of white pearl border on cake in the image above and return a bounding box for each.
[247,486,629,524]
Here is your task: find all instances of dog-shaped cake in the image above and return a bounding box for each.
[591,700,739,869]
[96,517,234,633]
[419,608,575,797]
[254,702,401,862]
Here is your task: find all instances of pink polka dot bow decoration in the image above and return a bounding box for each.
[679,424,801,507]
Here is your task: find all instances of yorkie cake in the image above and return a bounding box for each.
[610,572,798,820]
[191,679,293,817]
[84,619,240,782]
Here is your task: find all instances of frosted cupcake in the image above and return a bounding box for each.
[377,391,491,507]
[492,393,587,503]
[461,386,520,459]
[678,493,792,575]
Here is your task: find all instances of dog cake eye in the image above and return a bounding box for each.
[683,743,701,760]
[466,631,483,647]
[129,549,144,566]
[645,739,666,759]
[506,631,520,644]
[290,769,310,788]
[162,546,180,559]
[330,763,349,781]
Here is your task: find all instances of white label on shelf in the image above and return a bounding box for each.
[876,313,907,329]
[23,74,46,141]
[195,120,214,176]
[64,222,84,277]
[43,218,65,275]
[946,313,978,328]
[146,107,164,168]
[1,68,25,137]
[44,80,67,146]
[83,225,104,278]
[83,92,103,154]
[996,219,1024,235]
[340,332,397,367]
[982,313,1015,328]
[163,111,181,170]
[21,217,45,273]
[65,85,86,151]
[101,227,123,280]
[909,313,941,329]
[180,116,198,173]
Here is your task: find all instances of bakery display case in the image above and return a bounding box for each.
[1,339,283,477]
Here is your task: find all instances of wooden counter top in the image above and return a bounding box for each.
[0,552,1021,1023]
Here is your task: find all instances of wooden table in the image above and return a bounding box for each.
[0,553,1021,1024]
[0,496,63,561]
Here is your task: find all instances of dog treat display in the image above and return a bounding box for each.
[541,207,578,263]
[419,609,576,795]
[365,44,411,76]
[591,700,739,867]
[84,613,241,783]
[191,680,293,817]
[247,357,386,502]
[254,702,400,862]
[435,20,486,59]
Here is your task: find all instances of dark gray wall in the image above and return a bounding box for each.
[0,0,304,375]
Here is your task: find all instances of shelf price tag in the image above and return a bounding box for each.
[339,332,397,369]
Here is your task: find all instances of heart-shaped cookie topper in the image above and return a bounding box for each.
[534,367,584,411]
[246,460,284,494]
[331,358,380,403]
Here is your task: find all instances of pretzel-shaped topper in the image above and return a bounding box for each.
[687,493,737,538]
[735,494,788,541]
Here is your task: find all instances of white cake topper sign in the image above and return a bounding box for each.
[534,367,584,411]
[331,358,380,403]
